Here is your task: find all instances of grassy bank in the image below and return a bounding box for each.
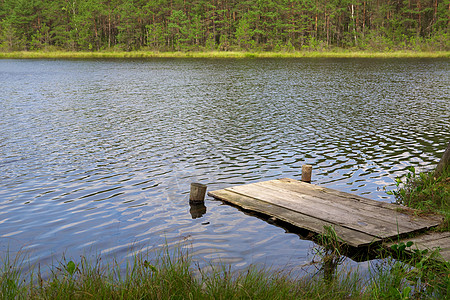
[1,243,449,300]
[1,50,449,59]
[389,166,450,232]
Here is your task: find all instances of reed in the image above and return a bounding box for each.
[1,239,448,299]
[0,50,449,59]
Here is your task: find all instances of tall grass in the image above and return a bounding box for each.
[2,237,448,299]
[0,249,26,299]
[0,50,449,59]
[388,166,450,232]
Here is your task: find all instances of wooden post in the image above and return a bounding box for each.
[302,165,312,183]
[190,183,207,203]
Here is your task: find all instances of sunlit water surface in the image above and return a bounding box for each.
[0,58,449,274]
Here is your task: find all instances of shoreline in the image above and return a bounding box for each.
[1,50,449,59]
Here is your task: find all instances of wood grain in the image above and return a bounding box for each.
[208,178,444,249]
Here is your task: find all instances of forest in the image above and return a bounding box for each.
[0,0,449,52]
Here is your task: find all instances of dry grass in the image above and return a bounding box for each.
[0,50,449,59]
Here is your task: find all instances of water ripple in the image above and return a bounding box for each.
[0,58,448,273]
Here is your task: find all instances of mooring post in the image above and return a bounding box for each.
[302,165,312,183]
[189,182,207,203]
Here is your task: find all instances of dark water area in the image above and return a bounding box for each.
[0,58,449,274]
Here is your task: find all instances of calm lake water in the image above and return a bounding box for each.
[0,58,449,273]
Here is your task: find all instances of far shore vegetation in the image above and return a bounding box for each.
[1,50,450,60]
[1,1,449,55]
[1,166,449,299]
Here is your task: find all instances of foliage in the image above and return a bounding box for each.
[0,250,25,299]
[1,241,449,299]
[369,239,450,299]
[367,255,450,299]
[313,226,347,282]
[0,50,449,60]
[387,166,450,231]
[0,0,449,52]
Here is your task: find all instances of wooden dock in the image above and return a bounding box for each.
[208,178,445,254]
[385,231,450,262]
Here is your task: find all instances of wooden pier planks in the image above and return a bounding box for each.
[208,178,443,248]
[386,232,450,262]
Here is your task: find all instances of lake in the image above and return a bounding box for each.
[0,58,449,273]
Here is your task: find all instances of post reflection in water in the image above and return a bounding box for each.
[0,58,448,274]
[189,202,207,219]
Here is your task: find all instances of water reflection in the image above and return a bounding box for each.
[189,202,207,219]
[0,58,448,274]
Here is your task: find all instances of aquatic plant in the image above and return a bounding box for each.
[1,240,448,299]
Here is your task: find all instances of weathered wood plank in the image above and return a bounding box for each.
[386,232,450,262]
[408,232,450,251]
[277,178,442,225]
[404,231,450,244]
[208,178,444,251]
[269,179,441,224]
[255,180,442,229]
[209,189,380,247]
[225,184,421,238]
[277,178,402,210]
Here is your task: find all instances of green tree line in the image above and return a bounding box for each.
[0,0,449,52]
